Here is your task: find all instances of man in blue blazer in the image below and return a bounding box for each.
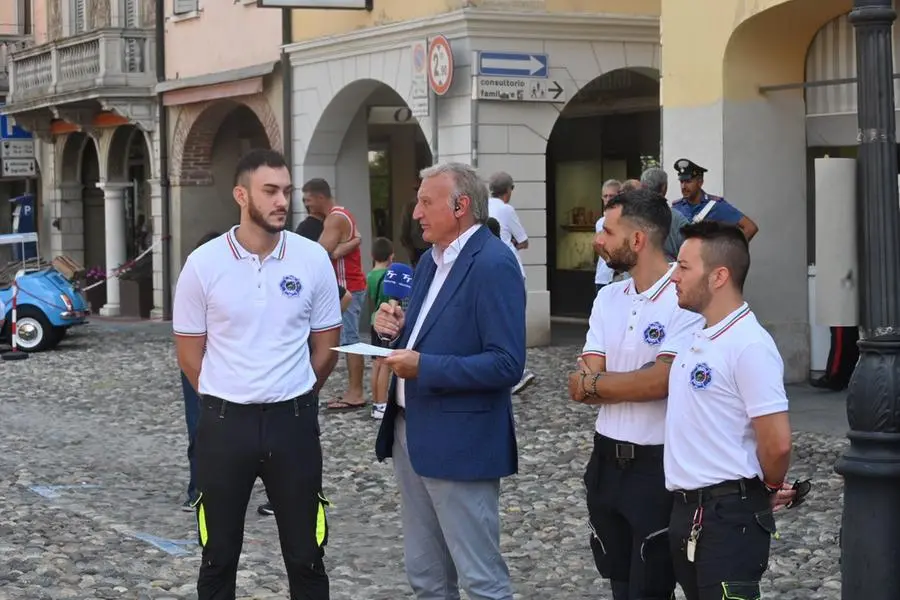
[374,162,526,600]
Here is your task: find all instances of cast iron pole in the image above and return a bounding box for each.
[836,1,900,598]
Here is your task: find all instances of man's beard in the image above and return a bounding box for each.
[605,239,638,272]
[249,195,285,235]
[678,282,713,314]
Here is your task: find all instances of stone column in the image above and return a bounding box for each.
[95,181,130,317]
[55,182,85,266]
[148,178,165,320]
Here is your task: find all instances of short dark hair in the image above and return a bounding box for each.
[486,217,501,238]
[301,178,332,198]
[681,221,750,291]
[233,149,288,186]
[372,237,393,262]
[605,188,671,249]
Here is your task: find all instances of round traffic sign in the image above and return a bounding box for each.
[427,35,454,96]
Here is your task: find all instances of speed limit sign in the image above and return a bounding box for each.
[427,35,454,96]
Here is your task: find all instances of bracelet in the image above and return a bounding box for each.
[589,372,603,397]
[764,480,783,493]
[581,372,591,396]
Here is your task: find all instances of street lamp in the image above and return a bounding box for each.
[835,1,900,599]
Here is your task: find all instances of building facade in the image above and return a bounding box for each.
[2,0,160,317]
[660,0,865,381]
[161,0,284,281]
[286,0,662,348]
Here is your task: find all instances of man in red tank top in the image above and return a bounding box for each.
[302,178,368,409]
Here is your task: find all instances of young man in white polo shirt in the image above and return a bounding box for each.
[173,149,342,600]
[568,189,704,600]
[665,221,794,600]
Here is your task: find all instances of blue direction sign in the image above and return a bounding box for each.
[478,52,548,78]
[0,108,32,140]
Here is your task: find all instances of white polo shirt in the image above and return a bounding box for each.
[582,266,704,445]
[488,196,527,278]
[173,226,342,404]
[664,303,789,491]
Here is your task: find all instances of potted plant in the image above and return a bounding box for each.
[84,266,107,314]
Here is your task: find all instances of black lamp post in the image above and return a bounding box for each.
[835,1,900,598]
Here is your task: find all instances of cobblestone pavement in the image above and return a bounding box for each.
[0,321,843,599]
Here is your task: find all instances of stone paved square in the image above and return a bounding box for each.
[0,322,843,599]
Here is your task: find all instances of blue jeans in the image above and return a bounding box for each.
[181,371,200,502]
[340,290,366,345]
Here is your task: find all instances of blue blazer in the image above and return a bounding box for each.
[375,226,526,481]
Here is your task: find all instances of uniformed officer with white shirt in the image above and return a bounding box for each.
[666,221,794,600]
[568,188,704,600]
[594,180,620,293]
[173,149,342,600]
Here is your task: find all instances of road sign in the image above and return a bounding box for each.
[2,158,36,178]
[475,77,567,103]
[0,113,32,140]
[478,52,548,78]
[410,40,429,117]
[427,35,454,96]
[1,140,34,159]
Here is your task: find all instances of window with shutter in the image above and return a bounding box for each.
[173,0,198,15]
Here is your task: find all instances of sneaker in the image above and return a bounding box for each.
[181,498,195,512]
[372,403,386,420]
[512,371,536,395]
[257,502,274,516]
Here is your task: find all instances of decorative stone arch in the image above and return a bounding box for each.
[58,132,101,183]
[105,124,154,182]
[169,96,282,185]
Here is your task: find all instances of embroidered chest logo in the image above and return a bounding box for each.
[690,362,713,390]
[279,275,302,298]
[643,322,666,346]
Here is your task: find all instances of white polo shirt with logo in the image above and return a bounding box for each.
[664,303,789,491]
[173,226,342,404]
[582,266,705,446]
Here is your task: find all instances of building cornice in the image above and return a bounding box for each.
[285,9,659,67]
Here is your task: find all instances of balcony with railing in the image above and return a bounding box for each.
[5,27,155,109]
[0,36,32,95]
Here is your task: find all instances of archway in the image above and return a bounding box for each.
[545,68,660,317]
[107,125,153,261]
[302,79,432,265]
[171,99,279,266]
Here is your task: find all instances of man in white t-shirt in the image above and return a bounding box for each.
[594,179,620,293]
[488,171,535,395]
[173,149,342,600]
[665,221,795,600]
[568,188,704,600]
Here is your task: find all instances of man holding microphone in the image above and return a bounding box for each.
[373,162,525,600]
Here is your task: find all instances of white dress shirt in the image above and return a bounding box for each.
[594,217,614,286]
[488,196,527,278]
[396,224,482,407]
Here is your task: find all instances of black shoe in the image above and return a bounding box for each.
[811,376,846,391]
[257,502,274,516]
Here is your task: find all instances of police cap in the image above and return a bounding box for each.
[674,158,708,181]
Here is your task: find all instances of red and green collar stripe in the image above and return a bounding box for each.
[625,276,672,301]
[709,305,751,340]
[227,231,287,260]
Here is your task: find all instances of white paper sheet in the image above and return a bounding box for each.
[331,343,393,358]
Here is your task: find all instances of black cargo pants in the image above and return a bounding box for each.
[668,478,776,600]
[583,433,676,600]
[194,393,329,600]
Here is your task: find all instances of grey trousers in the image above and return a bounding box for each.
[393,415,513,600]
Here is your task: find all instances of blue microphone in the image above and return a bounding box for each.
[383,262,413,308]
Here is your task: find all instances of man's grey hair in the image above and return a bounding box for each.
[602,179,621,190]
[640,167,668,195]
[420,162,490,223]
[488,171,514,197]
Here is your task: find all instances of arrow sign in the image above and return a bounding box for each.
[549,81,564,100]
[479,52,548,78]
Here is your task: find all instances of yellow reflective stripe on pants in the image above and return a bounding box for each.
[192,493,208,548]
[316,493,330,547]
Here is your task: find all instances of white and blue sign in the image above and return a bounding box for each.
[478,52,548,78]
[0,109,32,140]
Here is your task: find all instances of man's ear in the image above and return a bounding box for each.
[233,185,248,208]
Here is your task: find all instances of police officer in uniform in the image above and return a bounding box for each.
[671,159,759,241]
[568,188,704,600]
[665,221,795,600]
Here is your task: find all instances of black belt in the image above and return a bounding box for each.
[674,478,765,504]
[595,434,664,462]
[202,392,317,417]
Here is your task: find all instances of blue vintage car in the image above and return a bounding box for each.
[0,233,89,352]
